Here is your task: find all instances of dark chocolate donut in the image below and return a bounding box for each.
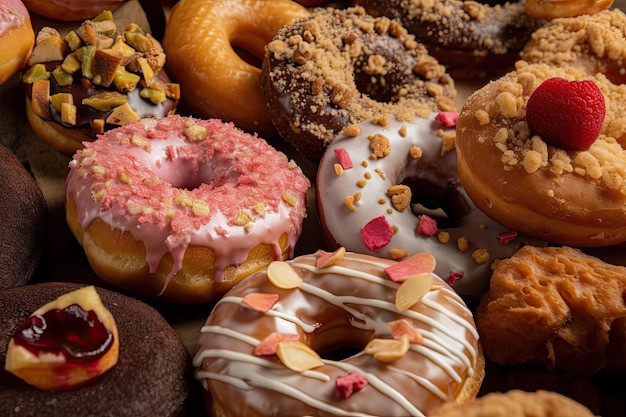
[0,145,46,291]
[261,6,457,162]
[0,282,192,417]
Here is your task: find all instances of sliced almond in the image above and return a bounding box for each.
[106,103,140,125]
[395,273,433,312]
[316,247,346,268]
[364,335,410,363]
[267,261,303,289]
[276,341,324,372]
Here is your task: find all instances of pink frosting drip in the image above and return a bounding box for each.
[66,116,311,290]
[1,0,28,37]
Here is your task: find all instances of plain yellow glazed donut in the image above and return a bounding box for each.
[163,0,310,137]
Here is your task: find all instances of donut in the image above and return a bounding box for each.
[521,9,626,84]
[316,113,543,297]
[162,0,310,137]
[194,250,484,417]
[65,115,311,304]
[22,0,125,21]
[525,0,614,20]
[353,0,544,79]
[0,145,47,291]
[456,61,626,247]
[0,0,34,85]
[24,13,180,155]
[475,245,626,375]
[261,6,458,162]
[0,282,192,416]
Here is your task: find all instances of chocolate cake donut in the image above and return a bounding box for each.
[0,145,46,291]
[0,282,192,417]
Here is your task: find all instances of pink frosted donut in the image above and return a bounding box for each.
[65,115,311,303]
[0,0,34,85]
[22,0,125,21]
[316,114,544,297]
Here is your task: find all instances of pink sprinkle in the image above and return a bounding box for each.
[361,216,393,251]
[449,271,464,286]
[334,148,353,169]
[416,215,437,237]
[335,373,368,399]
[498,231,518,244]
[435,112,459,127]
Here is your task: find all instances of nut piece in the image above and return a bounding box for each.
[276,341,324,372]
[267,261,303,289]
[395,273,434,311]
[31,79,51,119]
[106,103,140,125]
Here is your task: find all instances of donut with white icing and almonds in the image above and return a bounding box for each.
[316,113,542,297]
[65,115,311,304]
[194,251,484,417]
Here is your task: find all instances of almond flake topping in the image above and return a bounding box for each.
[276,341,324,372]
[267,261,303,289]
[395,273,434,311]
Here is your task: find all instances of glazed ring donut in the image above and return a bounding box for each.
[354,0,544,79]
[22,0,125,21]
[0,0,34,85]
[521,9,626,85]
[194,251,484,417]
[65,115,310,304]
[525,0,614,20]
[162,0,310,137]
[316,114,542,297]
[456,61,626,247]
[261,6,458,162]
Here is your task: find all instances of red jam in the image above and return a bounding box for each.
[14,304,113,363]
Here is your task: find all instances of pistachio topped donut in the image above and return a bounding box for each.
[194,250,484,417]
[261,6,458,162]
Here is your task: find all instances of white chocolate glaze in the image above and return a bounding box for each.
[194,252,481,417]
[0,0,28,37]
[316,115,545,296]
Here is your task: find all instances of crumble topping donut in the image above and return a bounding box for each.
[194,251,484,417]
[22,0,125,21]
[163,0,310,137]
[316,114,542,297]
[0,282,192,417]
[521,9,626,84]
[353,0,545,79]
[456,61,626,247]
[0,0,34,85]
[261,6,458,162]
[24,13,180,155]
[65,115,311,304]
[0,146,47,291]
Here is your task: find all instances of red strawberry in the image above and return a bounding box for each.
[526,77,605,151]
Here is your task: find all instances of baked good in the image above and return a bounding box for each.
[0,145,47,291]
[0,282,192,417]
[354,0,544,79]
[525,0,613,19]
[431,389,596,417]
[476,245,626,375]
[65,115,311,304]
[455,61,626,247]
[522,8,626,84]
[22,0,125,21]
[261,6,458,162]
[0,0,34,85]
[24,12,180,155]
[162,0,310,137]
[316,113,543,297]
[194,250,484,416]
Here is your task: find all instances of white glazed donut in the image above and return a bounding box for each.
[316,114,544,297]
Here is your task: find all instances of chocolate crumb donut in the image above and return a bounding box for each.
[261,6,457,162]
[0,282,192,417]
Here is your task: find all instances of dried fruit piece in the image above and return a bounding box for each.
[254,333,299,356]
[416,214,437,236]
[334,148,353,169]
[335,372,368,399]
[316,247,346,268]
[364,335,410,362]
[241,293,279,313]
[434,111,459,127]
[267,261,303,289]
[361,215,393,251]
[384,252,436,282]
[387,319,423,344]
[276,341,324,372]
[449,271,464,286]
[526,77,605,151]
[497,230,518,244]
[395,273,434,311]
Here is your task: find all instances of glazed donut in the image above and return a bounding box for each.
[162,0,310,137]
[24,14,179,155]
[521,9,626,84]
[65,115,310,304]
[354,0,544,79]
[22,0,125,21]
[261,6,458,162]
[316,114,542,297]
[0,282,192,417]
[0,0,34,85]
[194,251,484,417]
[456,61,626,247]
[0,145,47,291]
[525,0,614,20]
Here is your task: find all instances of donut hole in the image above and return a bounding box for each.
[230,31,267,68]
[309,324,373,361]
[155,154,241,191]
